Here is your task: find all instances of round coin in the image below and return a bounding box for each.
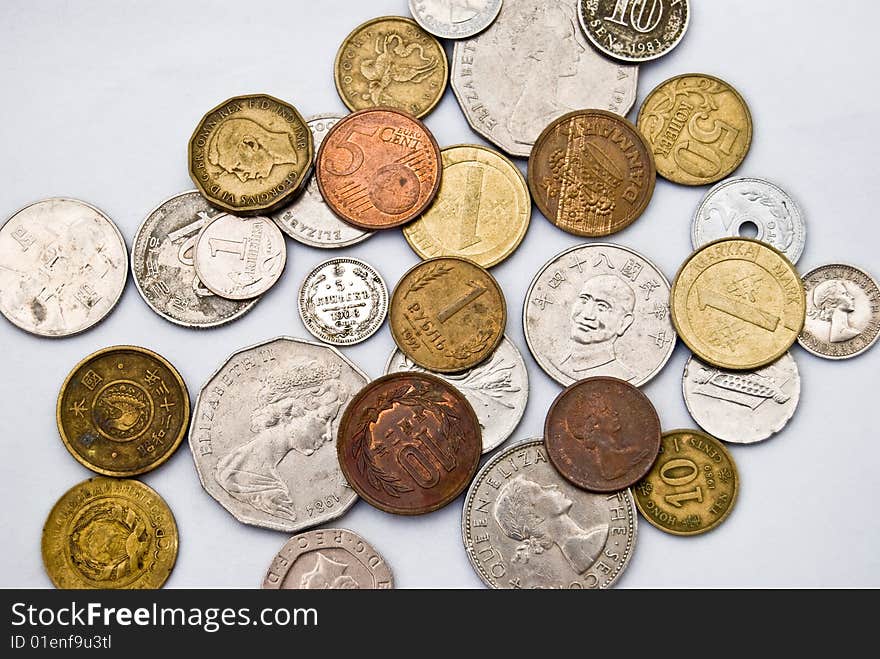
[409,0,503,39]
[578,0,690,63]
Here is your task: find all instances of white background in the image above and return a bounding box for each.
[1,0,878,588]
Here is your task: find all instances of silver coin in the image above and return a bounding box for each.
[462,437,637,589]
[450,0,638,158]
[384,334,528,453]
[0,198,127,337]
[692,177,806,264]
[410,0,503,39]
[524,243,675,387]
[271,114,373,249]
[189,336,366,532]
[298,257,388,346]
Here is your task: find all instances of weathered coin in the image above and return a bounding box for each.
[42,477,178,589]
[337,372,482,515]
[262,528,393,589]
[410,0,503,39]
[403,144,530,268]
[334,16,448,119]
[671,238,805,370]
[298,257,388,346]
[57,346,190,477]
[578,0,690,63]
[188,94,313,214]
[189,337,365,532]
[390,256,506,372]
[633,429,739,536]
[798,263,880,360]
[462,438,637,589]
[0,198,127,337]
[524,243,675,387]
[638,74,752,186]
[385,334,528,453]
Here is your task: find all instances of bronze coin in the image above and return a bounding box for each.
[337,372,482,515]
[544,376,661,492]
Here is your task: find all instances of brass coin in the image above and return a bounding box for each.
[390,256,506,372]
[671,238,805,370]
[403,144,530,268]
[57,345,190,476]
[42,477,179,589]
[637,74,752,186]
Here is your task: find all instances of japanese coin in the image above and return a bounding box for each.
[0,198,127,337]
[409,0,503,39]
[578,0,690,63]
[337,372,482,515]
[57,346,190,477]
[462,438,637,589]
[42,478,178,590]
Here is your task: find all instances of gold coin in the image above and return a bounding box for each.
[637,73,752,186]
[42,477,178,589]
[57,345,190,477]
[403,144,530,268]
[334,16,448,119]
[390,256,506,372]
[633,429,738,536]
[671,238,805,370]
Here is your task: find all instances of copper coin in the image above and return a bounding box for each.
[316,108,442,230]
[337,372,482,515]
[544,377,661,492]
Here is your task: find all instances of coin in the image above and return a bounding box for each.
[578,0,690,63]
[262,529,393,589]
[390,256,506,372]
[403,144,531,268]
[337,372,482,515]
[409,0,503,39]
[189,337,366,532]
[188,94,313,214]
[633,429,739,536]
[462,438,637,589]
[334,16,448,119]
[798,263,880,360]
[42,477,178,589]
[638,74,752,186]
[298,257,388,346]
[0,198,127,337]
[57,346,190,477]
[671,238,805,370]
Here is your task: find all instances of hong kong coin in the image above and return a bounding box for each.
[385,334,528,453]
[578,0,690,63]
[462,438,637,589]
[56,346,190,477]
[188,94,313,214]
[671,238,805,370]
[409,0,503,39]
[262,529,393,589]
[189,337,366,533]
[298,257,388,346]
[524,243,675,387]
[0,198,127,337]
[337,372,482,515]
[42,477,178,589]
[798,264,880,359]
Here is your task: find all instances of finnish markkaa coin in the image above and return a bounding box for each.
[0,198,127,337]
[578,0,690,63]
[409,0,503,39]
[462,438,637,589]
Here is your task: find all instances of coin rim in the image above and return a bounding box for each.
[408,0,503,40]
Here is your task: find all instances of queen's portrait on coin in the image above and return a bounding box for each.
[809,279,861,343]
[208,117,299,182]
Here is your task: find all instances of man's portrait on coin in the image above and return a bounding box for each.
[208,117,299,182]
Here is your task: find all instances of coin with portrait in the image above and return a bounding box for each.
[410,0,503,39]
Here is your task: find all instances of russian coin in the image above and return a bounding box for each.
[42,477,178,589]
[0,198,127,337]
[462,438,637,589]
[409,0,503,39]
[524,243,675,387]
[385,335,528,453]
[298,257,388,346]
[56,346,190,477]
[188,94,313,214]
[578,0,690,63]
[798,264,880,359]
[671,238,805,370]
[403,144,531,268]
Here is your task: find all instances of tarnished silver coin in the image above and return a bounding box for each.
[189,337,366,532]
[524,243,675,387]
[578,0,690,63]
[385,335,528,453]
[410,0,503,39]
[462,438,637,589]
[298,257,388,346]
[0,198,127,337]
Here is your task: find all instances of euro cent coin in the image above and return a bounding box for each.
[578,0,690,63]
